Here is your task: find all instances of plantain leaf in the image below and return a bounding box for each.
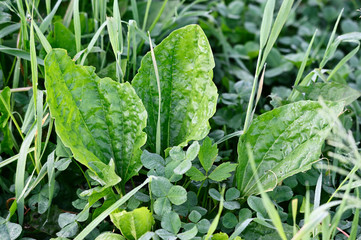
[45,49,147,185]
[110,207,154,240]
[132,24,217,154]
[237,101,343,196]
[295,82,361,105]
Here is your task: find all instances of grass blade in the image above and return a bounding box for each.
[205,185,225,240]
[148,33,161,155]
[0,147,35,168]
[74,177,151,240]
[319,9,343,68]
[288,29,317,101]
[142,0,152,31]
[15,125,37,224]
[33,20,52,54]
[0,23,20,39]
[73,0,81,54]
[259,0,275,49]
[40,0,62,33]
[246,143,287,240]
[259,0,294,72]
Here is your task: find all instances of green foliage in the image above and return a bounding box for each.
[236,101,343,196]
[45,49,147,185]
[132,24,218,154]
[110,207,154,240]
[1,0,361,239]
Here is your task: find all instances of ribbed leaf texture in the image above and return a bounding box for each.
[132,24,217,153]
[45,49,147,185]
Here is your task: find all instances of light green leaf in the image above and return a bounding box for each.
[45,49,147,185]
[198,137,218,173]
[237,101,343,196]
[151,177,172,198]
[95,232,126,240]
[208,162,237,182]
[174,159,192,175]
[0,217,22,240]
[167,185,187,205]
[296,82,361,106]
[132,24,217,153]
[186,141,200,161]
[154,197,171,216]
[186,167,206,182]
[110,207,154,240]
[177,225,198,240]
[211,232,228,240]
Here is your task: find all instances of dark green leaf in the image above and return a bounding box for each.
[45,49,147,185]
[237,101,343,196]
[222,212,238,229]
[189,210,202,223]
[225,188,240,201]
[132,24,217,153]
[47,22,77,57]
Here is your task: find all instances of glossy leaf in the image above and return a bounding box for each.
[110,207,154,240]
[237,101,343,196]
[45,49,147,185]
[132,24,217,153]
[95,232,126,240]
[296,82,361,106]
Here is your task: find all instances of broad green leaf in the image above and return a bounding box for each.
[151,177,172,198]
[237,101,343,196]
[225,188,240,201]
[45,49,147,185]
[47,22,77,57]
[161,211,181,234]
[110,207,154,240]
[0,217,22,240]
[167,185,187,205]
[154,197,171,216]
[208,162,237,182]
[222,212,238,229]
[296,82,361,106]
[186,167,206,181]
[189,210,201,223]
[95,232,126,240]
[132,24,217,154]
[198,137,218,173]
[211,233,228,240]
